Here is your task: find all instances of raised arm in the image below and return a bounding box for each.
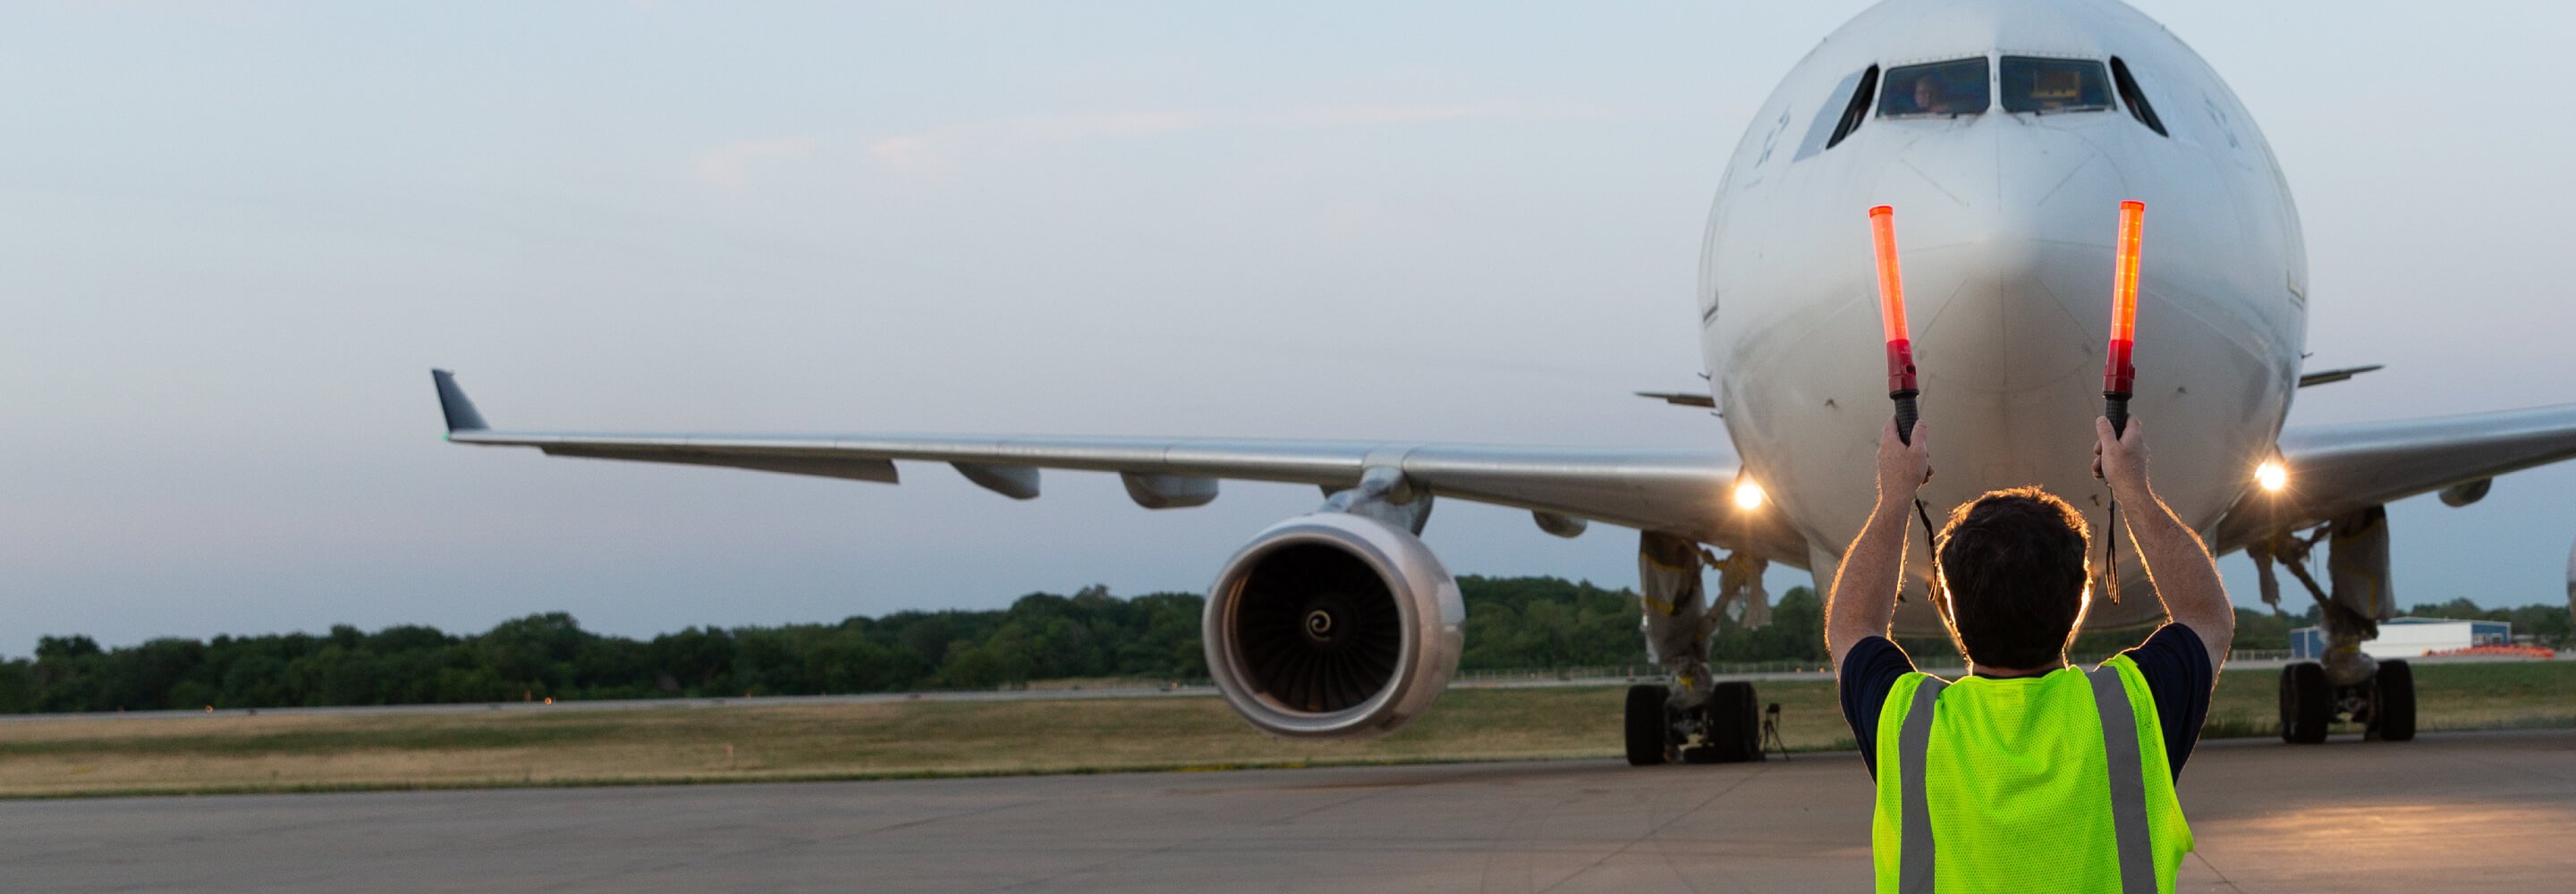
[1826,420,1931,671]
[2094,416,2234,670]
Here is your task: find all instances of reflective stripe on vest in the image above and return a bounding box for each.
[1894,666,2162,893]
[2086,665,2158,893]
[1896,675,1949,894]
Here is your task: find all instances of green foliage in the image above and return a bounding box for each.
[1711,586,1830,664]
[3,583,1208,713]
[1456,576,1642,670]
[1453,577,1828,669]
[2223,606,2301,651]
[4,575,2563,713]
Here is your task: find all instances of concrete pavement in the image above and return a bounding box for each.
[7,729,2573,891]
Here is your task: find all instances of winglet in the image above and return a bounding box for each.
[431,368,488,433]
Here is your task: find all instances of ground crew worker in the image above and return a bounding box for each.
[1827,417,2233,893]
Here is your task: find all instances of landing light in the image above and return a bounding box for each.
[2256,460,2288,493]
[1733,480,1767,510]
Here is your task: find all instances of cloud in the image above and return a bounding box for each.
[693,137,819,188]
[864,102,1556,173]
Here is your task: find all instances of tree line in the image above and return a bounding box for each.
[1,576,2563,713]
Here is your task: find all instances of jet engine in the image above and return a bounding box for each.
[1202,511,1464,738]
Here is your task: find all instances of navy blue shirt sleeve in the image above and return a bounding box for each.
[1837,637,1918,780]
[2118,622,2214,781]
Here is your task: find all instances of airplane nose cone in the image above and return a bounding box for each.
[1860,117,2140,498]
[1872,120,2129,398]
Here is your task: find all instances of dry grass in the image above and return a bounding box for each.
[0,686,1846,798]
[4,661,2569,798]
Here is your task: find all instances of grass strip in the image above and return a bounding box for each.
[5,661,2569,799]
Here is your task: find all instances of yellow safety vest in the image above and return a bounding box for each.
[1871,655,2192,893]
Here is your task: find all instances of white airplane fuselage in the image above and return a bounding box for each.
[1701,0,2305,631]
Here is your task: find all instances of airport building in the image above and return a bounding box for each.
[2290,617,2512,660]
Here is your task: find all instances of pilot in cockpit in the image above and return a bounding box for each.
[1911,75,1960,116]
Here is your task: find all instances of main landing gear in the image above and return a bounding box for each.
[2279,658,2415,745]
[1627,532,1771,766]
[1625,680,1764,765]
[2253,507,2413,746]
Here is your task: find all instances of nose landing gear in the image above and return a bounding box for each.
[1629,532,1773,765]
[2256,508,2412,745]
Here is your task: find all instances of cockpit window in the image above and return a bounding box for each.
[2109,57,2168,136]
[1878,58,1990,118]
[1795,65,1879,160]
[2000,56,2112,114]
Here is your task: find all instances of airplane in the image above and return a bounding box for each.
[430,0,2576,763]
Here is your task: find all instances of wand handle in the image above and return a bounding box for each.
[2102,394,2129,603]
[1894,392,1920,444]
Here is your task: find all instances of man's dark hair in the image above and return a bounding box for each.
[1935,486,2091,669]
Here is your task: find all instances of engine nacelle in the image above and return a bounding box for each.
[1202,511,1464,738]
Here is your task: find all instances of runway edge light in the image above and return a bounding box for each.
[1868,205,1919,443]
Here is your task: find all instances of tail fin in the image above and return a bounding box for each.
[431,369,488,433]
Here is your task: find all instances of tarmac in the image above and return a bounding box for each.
[6,729,2573,892]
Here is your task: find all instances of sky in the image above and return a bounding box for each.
[4,1,2572,657]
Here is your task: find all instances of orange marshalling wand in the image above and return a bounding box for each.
[1868,205,1920,443]
[1868,206,1939,574]
[2098,200,2147,603]
[2103,200,2146,435]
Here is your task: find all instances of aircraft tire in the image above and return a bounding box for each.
[1625,684,1673,766]
[1706,681,1764,763]
[2280,662,2333,745]
[2372,659,2416,742]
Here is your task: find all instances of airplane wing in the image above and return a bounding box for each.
[2213,402,2576,551]
[431,370,1805,560]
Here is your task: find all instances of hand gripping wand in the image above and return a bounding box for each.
[1868,206,1937,572]
[2100,200,2147,602]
